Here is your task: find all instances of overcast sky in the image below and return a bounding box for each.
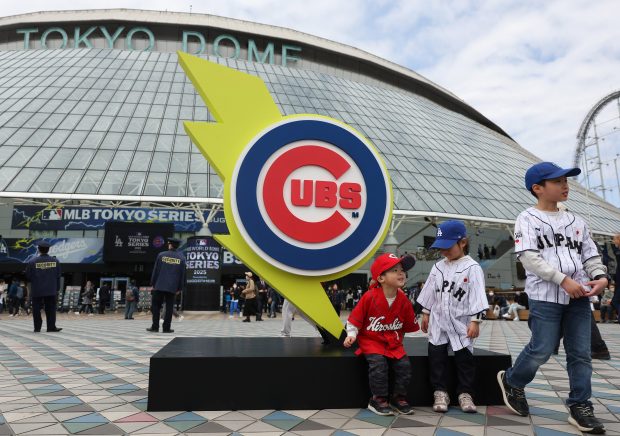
[3,0,620,170]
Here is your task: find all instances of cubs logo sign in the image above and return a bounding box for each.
[232,118,390,276]
[178,52,392,338]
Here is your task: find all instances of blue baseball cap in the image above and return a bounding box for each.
[430,220,467,249]
[524,162,581,191]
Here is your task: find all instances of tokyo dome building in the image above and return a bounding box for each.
[0,9,618,304]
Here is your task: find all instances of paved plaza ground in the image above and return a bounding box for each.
[0,311,619,435]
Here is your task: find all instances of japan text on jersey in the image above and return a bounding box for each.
[435,280,467,302]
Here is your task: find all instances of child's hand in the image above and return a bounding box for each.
[343,336,356,348]
[561,277,586,298]
[467,321,480,339]
[584,277,608,297]
[421,313,429,333]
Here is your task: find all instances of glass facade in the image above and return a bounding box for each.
[0,48,619,233]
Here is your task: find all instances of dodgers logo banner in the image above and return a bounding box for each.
[178,52,392,338]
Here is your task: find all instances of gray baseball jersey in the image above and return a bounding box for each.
[417,255,488,351]
[514,207,600,305]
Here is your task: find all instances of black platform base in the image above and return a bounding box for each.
[147,337,511,411]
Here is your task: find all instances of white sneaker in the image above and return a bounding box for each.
[502,313,511,319]
[433,390,449,413]
[179,315,184,321]
[458,393,477,413]
[88,313,94,316]
[229,315,233,319]
[513,316,520,321]
[75,312,80,315]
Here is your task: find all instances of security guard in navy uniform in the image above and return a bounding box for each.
[25,241,62,333]
[147,237,186,333]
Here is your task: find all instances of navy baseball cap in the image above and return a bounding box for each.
[524,162,581,190]
[431,220,467,249]
[36,241,51,248]
[167,237,181,245]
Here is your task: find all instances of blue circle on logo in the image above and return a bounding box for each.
[234,118,389,272]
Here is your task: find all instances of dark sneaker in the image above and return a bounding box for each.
[568,403,605,434]
[368,396,394,416]
[390,395,413,414]
[497,370,529,416]
[146,327,159,332]
[591,350,611,360]
[162,329,174,333]
[47,328,62,332]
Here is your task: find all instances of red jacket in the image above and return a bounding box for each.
[348,287,419,358]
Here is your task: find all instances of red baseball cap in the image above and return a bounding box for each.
[371,253,416,282]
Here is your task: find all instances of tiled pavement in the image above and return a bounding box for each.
[0,311,619,435]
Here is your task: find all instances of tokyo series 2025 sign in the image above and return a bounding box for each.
[178,52,392,339]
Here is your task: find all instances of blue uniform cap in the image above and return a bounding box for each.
[167,237,181,245]
[36,241,51,248]
[430,220,467,250]
[524,162,581,190]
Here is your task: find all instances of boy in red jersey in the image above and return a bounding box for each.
[344,253,418,415]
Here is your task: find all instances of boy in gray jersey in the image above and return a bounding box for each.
[497,162,608,434]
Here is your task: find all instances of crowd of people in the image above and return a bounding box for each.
[0,277,30,316]
[477,244,498,260]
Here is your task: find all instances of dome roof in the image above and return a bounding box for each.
[0,15,618,235]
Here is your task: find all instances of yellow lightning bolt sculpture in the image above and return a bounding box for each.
[178,52,392,339]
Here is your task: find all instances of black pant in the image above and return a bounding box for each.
[612,294,620,322]
[7,296,15,314]
[98,299,108,314]
[151,290,174,331]
[31,295,57,331]
[590,311,608,353]
[256,294,264,320]
[12,297,25,315]
[365,353,411,398]
[428,342,476,396]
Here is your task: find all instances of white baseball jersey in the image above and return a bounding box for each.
[514,207,600,305]
[417,255,488,351]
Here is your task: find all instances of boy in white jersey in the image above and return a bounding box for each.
[498,162,608,434]
[418,220,488,413]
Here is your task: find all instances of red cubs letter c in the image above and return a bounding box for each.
[263,145,351,243]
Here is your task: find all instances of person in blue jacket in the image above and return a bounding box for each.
[25,241,62,333]
[147,237,186,333]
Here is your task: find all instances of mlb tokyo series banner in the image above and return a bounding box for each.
[183,236,222,310]
[11,205,229,234]
[184,236,222,286]
[103,222,174,263]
